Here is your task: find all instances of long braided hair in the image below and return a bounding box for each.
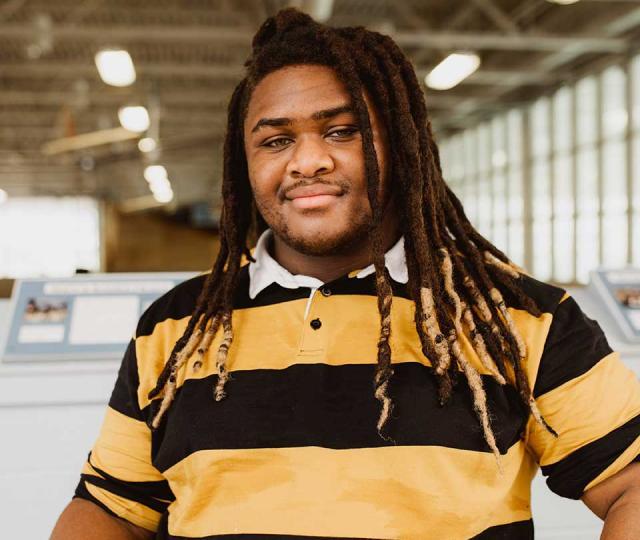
[147,9,556,460]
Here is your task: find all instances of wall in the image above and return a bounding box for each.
[104,204,220,273]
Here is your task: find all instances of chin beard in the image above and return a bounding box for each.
[270,218,373,257]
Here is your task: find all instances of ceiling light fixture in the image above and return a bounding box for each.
[94,49,136,87]
[138,137,157,153]
[118,106,150,133]
[546,0,581,4]
[425,52,481,90]
[153,189,174,204]
[143,165,167,183]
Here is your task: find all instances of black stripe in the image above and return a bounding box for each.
[81,473,169,513]
[470,519,533,539]
[86,452,174,504]
[148,363,527,471]
[497,272,565,314]
[541,412,640,499]
[533,296,613,398]
[108,339,144,421]
[73,478,127,520]
[136,273,207,337]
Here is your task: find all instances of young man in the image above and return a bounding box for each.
[52,9,640,540]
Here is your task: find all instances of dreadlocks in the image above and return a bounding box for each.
[147,8,556,461]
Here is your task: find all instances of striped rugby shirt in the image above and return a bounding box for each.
[75,231,640,539]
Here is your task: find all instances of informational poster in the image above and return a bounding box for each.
[2,272,197,362]
[591,269,640,342]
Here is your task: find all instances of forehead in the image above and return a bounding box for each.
[245,65,351,122]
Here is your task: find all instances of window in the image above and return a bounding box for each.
[439,56,639,284]
[0,197,101,278]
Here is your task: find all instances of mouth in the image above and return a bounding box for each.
[284,183,344,210]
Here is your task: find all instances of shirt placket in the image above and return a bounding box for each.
[296,284,332,362]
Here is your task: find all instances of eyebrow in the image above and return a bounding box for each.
[250,104,354,133]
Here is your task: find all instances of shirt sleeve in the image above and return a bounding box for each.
[525,294,640,499]
[73,337,173,531]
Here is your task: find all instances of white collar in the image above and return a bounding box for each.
[248,229,408,299]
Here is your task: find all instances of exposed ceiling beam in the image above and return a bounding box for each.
[0,24,630,52]
[0,62,561,86]
[0,90,232,106]
[0,62,244,79]
[469,0,520,34]
[393,30,629,53]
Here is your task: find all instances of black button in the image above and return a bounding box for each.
[310,318,322,330]
[320,286,331,297]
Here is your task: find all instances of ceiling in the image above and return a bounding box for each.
[2,0,640,219]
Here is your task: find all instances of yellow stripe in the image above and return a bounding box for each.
[584,433,640,491]
[91,407,165,483]
[525,352,640,466]
[135,296,555,410]
[163,444,536,539]
[85,482,160,532]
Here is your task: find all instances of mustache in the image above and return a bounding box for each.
[280,178,350,199]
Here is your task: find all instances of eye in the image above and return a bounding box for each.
[327,126,359,140]
[261,137,293,149]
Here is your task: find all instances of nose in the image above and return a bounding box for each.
[285,135,335,178]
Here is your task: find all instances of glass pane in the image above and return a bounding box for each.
[508,221,525,268]
[633,136,640,265]
[446,134,464,182]
[602,65,627,139]
[477,174,492,238]
[507,109,523,166]
[553,154,574,282]
[576,146,599,282]
[531,98,550,158]
[553,87,572,154]
[491,115,507,171]
[493,169,507,250]
[602,139,628,267]
[532,161,552,280]
[478,123,491,174]
[464,175,479,227]
[576,76,597,147]
[576,215,599,283]
[464,130,477,178]
[0,197,100,278]
[633,55,640,131]
[508,167,524,220]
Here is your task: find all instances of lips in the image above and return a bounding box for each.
[284,183,343,200]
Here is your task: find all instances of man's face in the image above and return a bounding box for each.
[243,64,391,256]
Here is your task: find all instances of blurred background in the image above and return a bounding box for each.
[1,0,640,538]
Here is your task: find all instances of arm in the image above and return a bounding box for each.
[51,498,153,540]
[582,462,640,540]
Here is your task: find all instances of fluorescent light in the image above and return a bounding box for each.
[0,188,7,204]
[149,176,171,194]
[153,188,174,203]
[94,49,136,87]
[546,0,580,4]
[138,137,157,153]
[118,106,150,132]
[143,165,167,183]
[425,52,480,90]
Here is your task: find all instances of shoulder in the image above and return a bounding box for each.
[135,273,209,338]
[497,271,567,315]
[135,265,252,338]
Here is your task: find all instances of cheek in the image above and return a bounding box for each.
[247,154,282,200]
